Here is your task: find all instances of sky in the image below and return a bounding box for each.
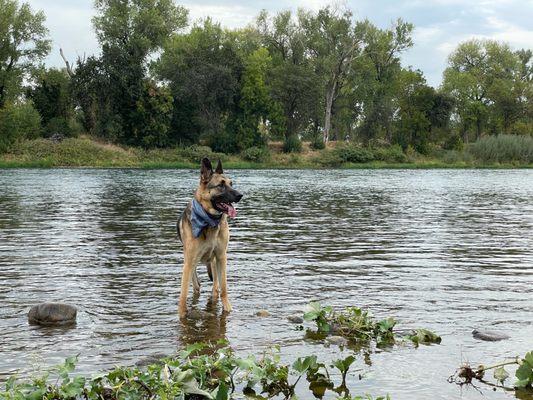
[29,0,533,87]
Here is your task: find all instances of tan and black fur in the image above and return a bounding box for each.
[177,158,242,317]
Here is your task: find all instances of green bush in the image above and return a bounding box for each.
[373,145,407,163]
[179,145,213,163]
[241,146,270,163]
[315,150,344,167]
[0,102,42,153]
[44,117,77,138]
[509,121,532,136]
[283,134,302,153]
[310,135,325,150]
[442,150,473,164]
[333,144,375,163]
[178,144,227,164]
[443,134,464,151]
[467,134,533,164]
[208,131,239,154]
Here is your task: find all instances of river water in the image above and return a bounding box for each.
[0,169,532,399]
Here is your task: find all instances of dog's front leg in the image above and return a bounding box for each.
[209,259,219,301]
[216,254,232,313]
[179,253,196,318]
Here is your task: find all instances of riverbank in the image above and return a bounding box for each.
[0,135,532,169]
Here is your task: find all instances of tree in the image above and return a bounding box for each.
[299,6,364,143]
[76,0,188,145]
[155,18,242,147]
[257,10,321,146]
[395,69,453,153]
[358,19,413,144]
[442,39,530,141]
[232,47,275,150]
[0,0,50,107]
[27,68,75,136]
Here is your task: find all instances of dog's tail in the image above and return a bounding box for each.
[176,219,182,243]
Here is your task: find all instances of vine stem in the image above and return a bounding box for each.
[476,358,520,373]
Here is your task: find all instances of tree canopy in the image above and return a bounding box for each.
[0,1,531,154]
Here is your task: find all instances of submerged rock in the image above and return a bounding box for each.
[135,353,169,367]
[325,335,348,347]
[472,329,510,342]
[28,303,77,326]
[287,315,304,324]
[256,310,270,317]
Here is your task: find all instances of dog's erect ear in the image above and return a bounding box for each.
[200,157,213,183]
[215,159,223,174]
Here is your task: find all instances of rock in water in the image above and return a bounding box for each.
[28,303,77,326]
[287,315,304,324]
[256,310,270,317]
[326,335,348,347]
[472,329,510,342]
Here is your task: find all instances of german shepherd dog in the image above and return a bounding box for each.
[177,158,242,317]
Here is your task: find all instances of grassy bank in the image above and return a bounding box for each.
[0,135,532,169]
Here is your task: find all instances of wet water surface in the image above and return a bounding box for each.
[0,169,532,399]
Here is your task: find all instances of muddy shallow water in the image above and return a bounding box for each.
[1,168,532,399]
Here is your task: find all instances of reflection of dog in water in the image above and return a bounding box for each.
[177,297,227,345]
[176,158,243,318]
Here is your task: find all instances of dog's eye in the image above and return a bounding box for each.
[219,182,225,188]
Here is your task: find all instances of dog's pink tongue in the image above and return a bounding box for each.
[227,204,237,218]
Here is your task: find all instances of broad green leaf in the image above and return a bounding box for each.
[515,362,532,381]
[493,366,509,384]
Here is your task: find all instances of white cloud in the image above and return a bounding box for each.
[184,3,257,28]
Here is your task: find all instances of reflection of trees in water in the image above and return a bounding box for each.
[0,193,23,230]
[96,175,149,255]
[177,296,227,345]
[243,187,399,263]
[439,190,532,268]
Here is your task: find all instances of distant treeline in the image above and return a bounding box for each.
[0,0,531,155]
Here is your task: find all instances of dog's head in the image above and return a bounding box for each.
[196,157,242,218]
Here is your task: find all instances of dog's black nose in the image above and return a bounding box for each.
[234,192,243,202]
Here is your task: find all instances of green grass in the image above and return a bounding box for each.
[1,135,532,169]
[467,134,533,164]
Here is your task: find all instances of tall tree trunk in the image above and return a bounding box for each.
[0,85,5,109]
[323,85,335,144]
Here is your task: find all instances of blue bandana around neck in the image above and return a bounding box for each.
[190,199,222,238]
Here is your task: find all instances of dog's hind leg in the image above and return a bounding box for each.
[192,267,200,295]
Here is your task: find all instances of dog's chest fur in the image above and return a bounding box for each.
[197,226,224,261]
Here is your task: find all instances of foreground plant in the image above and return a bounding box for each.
[0,342,389,400]
[448,350,533,393]
[302,302,441,347]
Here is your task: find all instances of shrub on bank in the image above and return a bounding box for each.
[315,150,344,167]
[373,145,407,163]
[310,135,326,150]
[241,146,270,163]
[441,150,473,164]
[0,102,42,153]
[44,116,81,138]
[283,135,302,153]
[6,137,137,167]
[467,134,533,164]
[334,144,375,163]
[178,145,227,164]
